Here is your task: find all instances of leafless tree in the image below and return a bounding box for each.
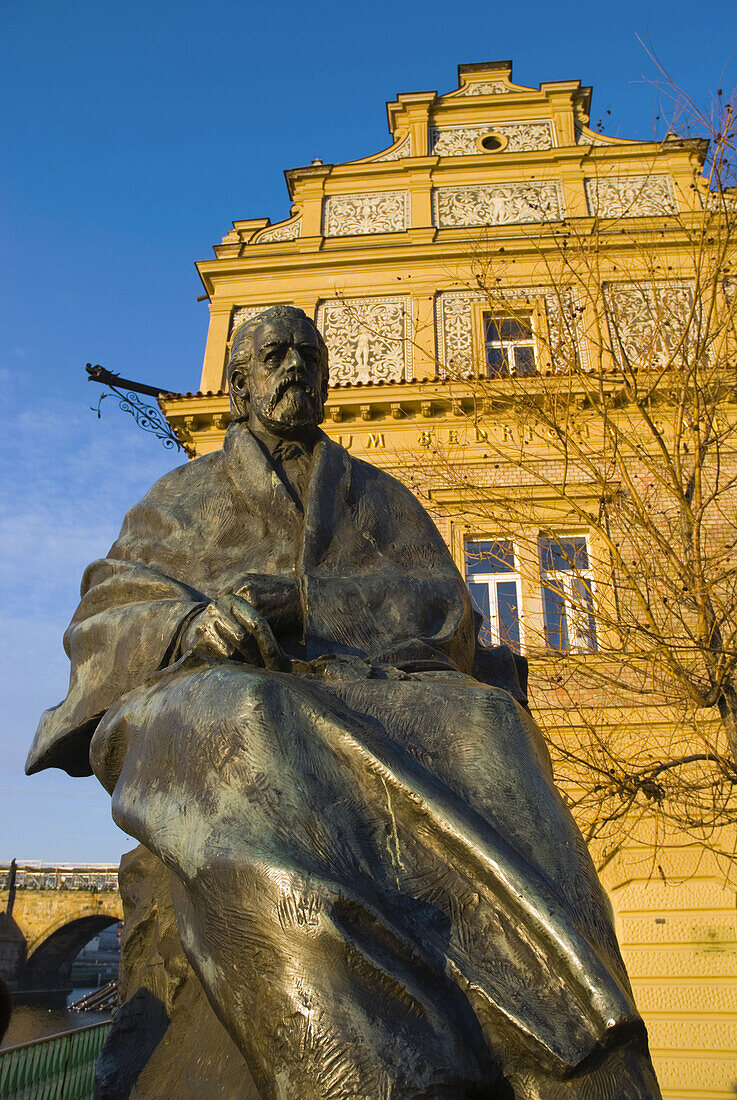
[397,80,737,873]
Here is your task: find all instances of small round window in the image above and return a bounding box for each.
[478,132,508,153]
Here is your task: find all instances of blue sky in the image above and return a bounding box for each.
[2,0,736,862]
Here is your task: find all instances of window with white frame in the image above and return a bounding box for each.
[538,534,597,652]
[464,539,523,653]
[483,313,537,377]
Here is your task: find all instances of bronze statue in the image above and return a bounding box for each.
[28,307,661,1098]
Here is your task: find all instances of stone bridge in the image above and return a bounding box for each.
[0,862,122,1004]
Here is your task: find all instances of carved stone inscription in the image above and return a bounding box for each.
[585,175,678,217]
[323,191,409,236]
[430,121,554,156]
[433,181,563,228]
[317,296,413,384]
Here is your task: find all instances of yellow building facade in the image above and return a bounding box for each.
[162,62,737,1098]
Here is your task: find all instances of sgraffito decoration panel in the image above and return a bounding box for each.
[373,137,412,162]
[430,121,554,156]
[316,296,413,384]
[229,304,289,338]
[575,127,614,147]
[256,218,302,243]
[456,81,511,96]
[584,175,678,217]
[323,191,409,236]
[603,282,695,369]
[433,181,563,228]
[435,288,587,374]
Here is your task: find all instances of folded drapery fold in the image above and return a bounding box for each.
[88,661,646,1095]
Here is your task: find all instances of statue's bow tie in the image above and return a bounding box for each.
[272,439,309,463]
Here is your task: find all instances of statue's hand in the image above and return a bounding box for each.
[233,577,302,633]
[181,594,287,670]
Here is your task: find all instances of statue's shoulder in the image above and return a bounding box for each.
[335,442,445,541]
[136,448,228,509]
[114,450,229,549]
[343,446,426,511]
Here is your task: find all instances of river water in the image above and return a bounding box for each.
[1,989,114,1050]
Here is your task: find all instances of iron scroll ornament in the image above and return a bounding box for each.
[86,363,184,452]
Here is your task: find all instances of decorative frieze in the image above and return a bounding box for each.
[316,296,413,385]
[435,288,587,375]
[433,181,563,228]
[373,136,412,161]
[604,282,695,369]
[323,191,409,236]
[585,175,678,217]
[430,121,554,156]
[256,218,302,243]
[456,81,510,96]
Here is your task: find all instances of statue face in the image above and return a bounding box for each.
[237,316,325,437]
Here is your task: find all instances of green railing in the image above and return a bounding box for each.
[0,1020,111,1099]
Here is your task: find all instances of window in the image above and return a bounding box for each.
[483,314,537,377]
[539,535,597,652]
[464,539,523,652]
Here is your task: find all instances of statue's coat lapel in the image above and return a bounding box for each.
[300,435,353,573]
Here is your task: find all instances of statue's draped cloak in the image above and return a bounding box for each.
[27,425,655,1098]
[28,426,475,776]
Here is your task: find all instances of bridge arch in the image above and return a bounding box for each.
[22,913,120,994]
[1,863,123,1002]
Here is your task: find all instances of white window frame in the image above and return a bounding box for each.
[539,533,597,653]
[464,539,525,653]
[482,310,537,377]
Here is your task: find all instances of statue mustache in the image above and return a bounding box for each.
[265,374,320,414]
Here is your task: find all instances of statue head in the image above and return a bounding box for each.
[227,306,329,438]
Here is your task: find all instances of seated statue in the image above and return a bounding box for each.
[27,307,661,1099]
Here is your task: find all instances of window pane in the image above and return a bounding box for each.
[539,536,589,573]
[465,540,515,575]
[543,582,569,650]
[513,345,537,376]
[486,347,509,377]
[572,576,597,651]
[496,580,521,652]
[498,318,531,340]
[467,581,492,647]
[484,317,501,341]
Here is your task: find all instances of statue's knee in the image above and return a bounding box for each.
[196,667,283,749]
[228,668,279,714]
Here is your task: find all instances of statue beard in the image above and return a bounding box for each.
[253,376,323,436]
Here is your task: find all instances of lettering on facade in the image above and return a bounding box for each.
[330,423,599,451]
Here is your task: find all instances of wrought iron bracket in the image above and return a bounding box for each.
[86,363,184,452]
